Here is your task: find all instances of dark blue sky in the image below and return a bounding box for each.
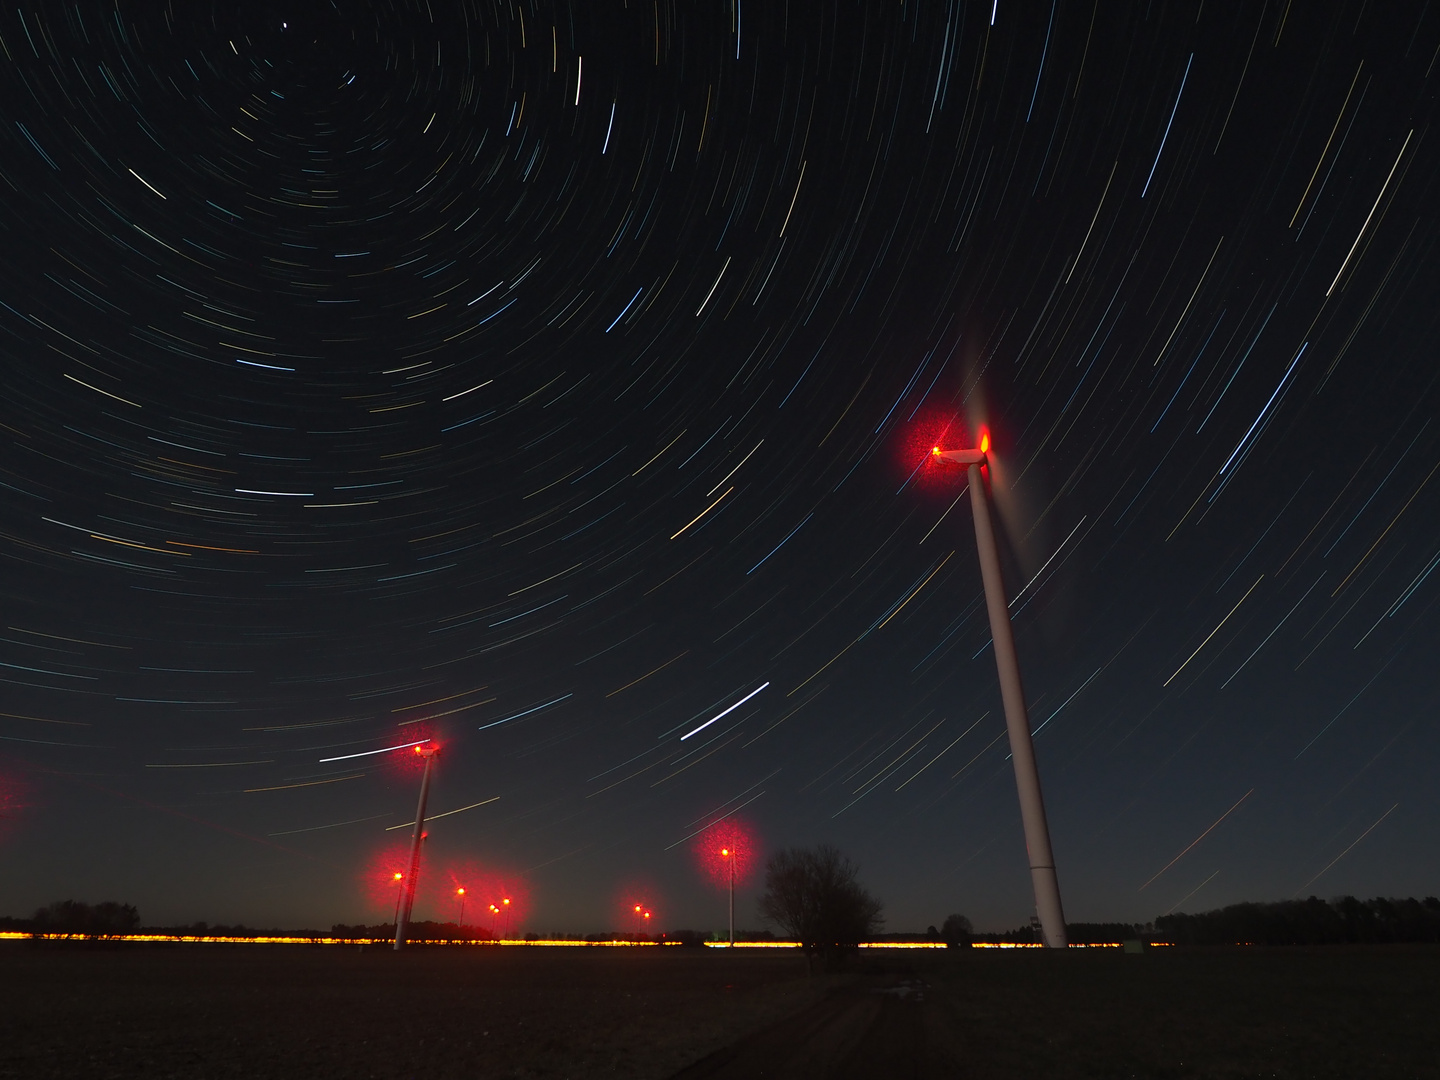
[1,0,1437,934]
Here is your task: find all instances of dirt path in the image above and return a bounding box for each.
[670,971,965,1079]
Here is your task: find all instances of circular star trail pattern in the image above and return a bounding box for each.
[1,1,1437,931]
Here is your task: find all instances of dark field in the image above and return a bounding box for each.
[1,943,1436,1079]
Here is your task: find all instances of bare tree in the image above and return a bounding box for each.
[759,845,883,969]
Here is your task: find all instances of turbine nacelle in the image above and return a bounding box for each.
[930,447,986,466]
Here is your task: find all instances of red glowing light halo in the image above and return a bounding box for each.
[692,817,759,889]
[616,885,661,933]
[0,766,31,845]
[897,408,970,494]
[381,726,439,776]
[443,859,530,935]
[360,839,418,914]
[363,840,479,925]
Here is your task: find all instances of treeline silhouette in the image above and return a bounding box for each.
[29,900,140,935]
[9,895,1440,946]
[1156,896,1440,945]
[973,898,1440,946]
[0,900,313,938]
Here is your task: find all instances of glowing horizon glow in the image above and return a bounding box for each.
[0,931,1164,949]
[0,932,926,947]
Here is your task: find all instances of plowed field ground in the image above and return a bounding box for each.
[2,943,1436,1078]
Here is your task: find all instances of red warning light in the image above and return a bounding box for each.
[384,732,438,776]
[899,409,968,493]
[361,840,416,912]
[694,819,758,888]
[443,860,529,935]
[618,885,660,933]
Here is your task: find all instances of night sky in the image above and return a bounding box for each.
[2,1,1438,936]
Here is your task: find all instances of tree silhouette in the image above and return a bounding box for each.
[940,913,973,948]
[759,844,883,970]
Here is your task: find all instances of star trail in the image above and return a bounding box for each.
[1,1,1437,933]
